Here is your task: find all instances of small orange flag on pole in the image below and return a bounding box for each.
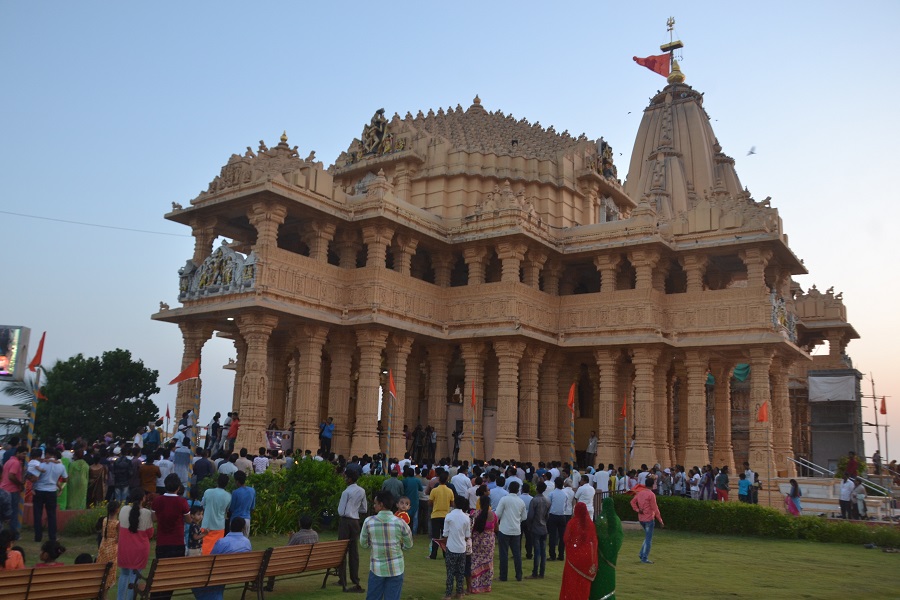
[880,396,887,415]
[567,382,576,414]
[619,395,628,419]
[757,401,769,423]
[169,358,200,385]
[27,332,46,372]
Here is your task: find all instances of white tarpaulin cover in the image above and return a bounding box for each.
[808,375,857,402]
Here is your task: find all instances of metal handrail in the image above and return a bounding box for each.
[788,457,893,498]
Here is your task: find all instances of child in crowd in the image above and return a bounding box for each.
[0,530,25,570]
[35,540,66,567]
[74,553,94,564]
[187,505,207,556]
[738,472,751,503]
[97,500,120,592]
[395,496,411,525]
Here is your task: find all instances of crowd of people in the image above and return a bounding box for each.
[0,415,886,600]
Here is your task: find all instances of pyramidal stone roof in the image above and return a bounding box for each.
[402,96,589,161]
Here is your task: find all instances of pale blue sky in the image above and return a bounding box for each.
[2,2,897,460]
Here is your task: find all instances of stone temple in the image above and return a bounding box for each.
[153,61,858,478]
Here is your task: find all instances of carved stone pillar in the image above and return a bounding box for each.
[681,254,708,293]
[594,254,622,293]
[594,349,619,467]
[268,337,289,429]
[631,346,661,467]
[496,242,527,283]
[231,337,247,413]
[392,234,419,276]
[683,350,710,468]
[710,361,736,471]
[493,340,526,459]
[351,329,389,457]
[361,225,395,269]
[427,346,452,459]
[460,342,486,461]
[771,357,795,477]
[652,258,671,292]
[539,352,561,463]
[292,325,329,452]
[334,230,361,269]
[405,349,423,431]
[385,333,415,458]
[175,322,215,420]
[739,248,774,289]
[542,260,561,296]
[523,249,548,289]
[519,345,545,464]
[653,353,672,464]
[236,312,279,450]
[190,217,218,265]
[247,201,288,252]
[463,246,487,285]
[748,347,776,488]
[326,330,355,455]
[300,220,336,262]
[629,250,661,291]
[432,252,454,287]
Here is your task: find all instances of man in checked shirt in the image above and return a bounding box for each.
[360,490,413,600]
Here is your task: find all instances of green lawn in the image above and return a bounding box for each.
[14,528,900,599]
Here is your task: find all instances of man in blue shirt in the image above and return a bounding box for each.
[230,470,256,536]
[193,517,253,600]
[320,417,335,455]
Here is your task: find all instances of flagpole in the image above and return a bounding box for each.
[22,366,41,541]
[387,370,394,465]
[871,373,881,463]
[187,392,200,496]
[470,381,476,465]
[567,382,576,468]
[623,412,628,472]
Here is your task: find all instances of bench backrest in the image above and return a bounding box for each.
[264,544,313,578]
[0,562,112,600]
[302,540,350,572]
[146,551,267,592]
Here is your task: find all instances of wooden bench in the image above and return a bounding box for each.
[136,550,269,600]
[261,539,349,594]
[0,562,113,600]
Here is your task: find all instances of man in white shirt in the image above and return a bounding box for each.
[451,466,471,497]
[337,471,367,593]
[839,473,855,519]
[594,468,610,498]
[504,467,523,493]
[636,464,649,486]
[549,463,561,481]
[495,481,528,582]
[585,431,598,469]
[575,475,596,519]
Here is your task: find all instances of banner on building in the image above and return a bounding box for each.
[808,374,857,402]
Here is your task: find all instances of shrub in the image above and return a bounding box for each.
[63,503,108,536]
[612,493,900,547]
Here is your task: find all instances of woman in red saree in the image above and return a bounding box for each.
[560,502,598,600]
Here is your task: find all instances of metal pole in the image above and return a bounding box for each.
[871,373,881,465]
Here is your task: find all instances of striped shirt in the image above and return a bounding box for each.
[359,510,413,577]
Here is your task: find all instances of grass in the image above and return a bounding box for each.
[13,527,900,599]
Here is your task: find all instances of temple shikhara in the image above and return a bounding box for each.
[153,37,859,479]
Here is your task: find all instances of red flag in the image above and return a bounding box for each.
[881,397,887,415]
[169,358,200,385]
[633,54,670,78]
[471,380,476,409]
[388,369,398,402]
[35,389,48,401]
[165,404,170,419]
[567,382,576,414]
[28,331,46,372]
[619,395,627,419]
[757,401,769,423]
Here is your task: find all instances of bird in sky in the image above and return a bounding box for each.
[747,146,757,156]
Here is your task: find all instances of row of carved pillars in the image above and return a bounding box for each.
[175,320,795,475]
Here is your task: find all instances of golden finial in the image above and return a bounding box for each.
[667,60,686,84]
[280,131,288,143]
[474,94,481,105]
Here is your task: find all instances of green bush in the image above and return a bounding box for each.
[63,504,108,536]
[358,474,388,511]
[612,493,900,547]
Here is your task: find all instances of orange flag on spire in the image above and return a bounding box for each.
[633,54,670,78]
[881,396,887,415]
[471,380,476,409]
[169,358,200,385]
[620,395,628,419]
[28,332,46,372]
[757,401,769,423]
[567,382,576,414]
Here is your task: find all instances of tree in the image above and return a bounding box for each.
[32,349,160,441]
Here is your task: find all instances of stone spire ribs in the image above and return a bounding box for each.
[625,83,745,220]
